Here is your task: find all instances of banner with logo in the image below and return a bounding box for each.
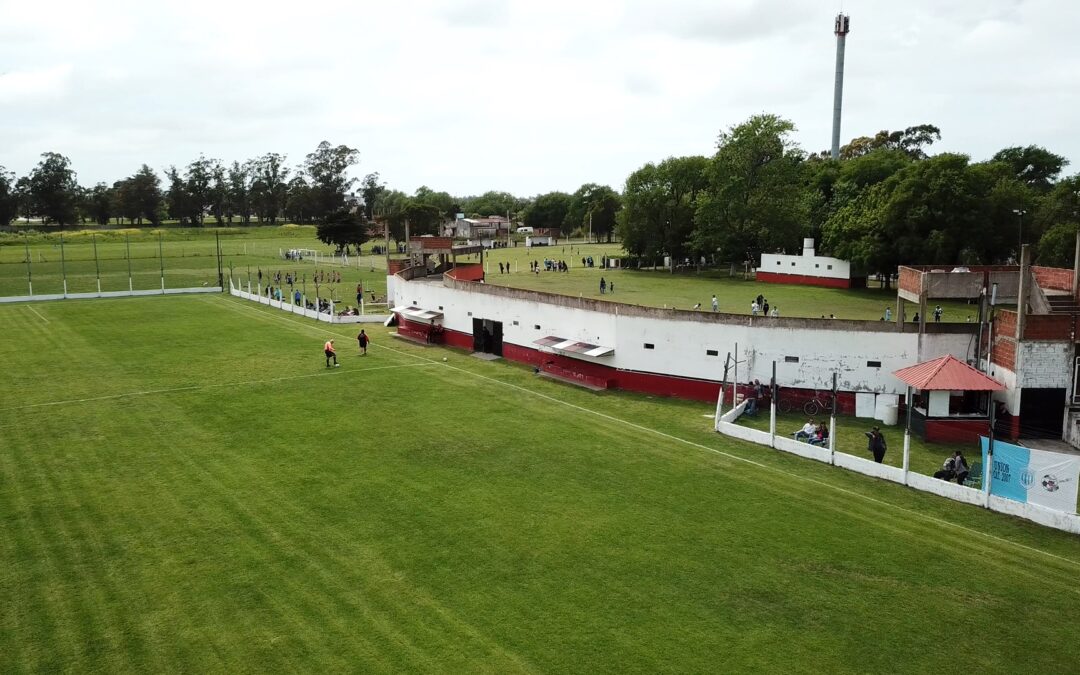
[981,437,1080,514]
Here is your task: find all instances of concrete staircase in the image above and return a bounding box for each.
[1047,294,1080,314]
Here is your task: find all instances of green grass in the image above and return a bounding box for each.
[2,295,1080,672]
[479,243,976,321]
[0,226,390,309]
[736,409,972,475]
[4,228,978,321]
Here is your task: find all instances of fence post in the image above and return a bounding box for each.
[902,385,912,483]
[770,361,777,447]
[158,232,165,293]
[830,372,838,464]
[59,232,68,297]
[23,231,33,297]
[126,233,133,293]
[93,233,101,296]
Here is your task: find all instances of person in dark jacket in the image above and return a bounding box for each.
[865,427,887,463]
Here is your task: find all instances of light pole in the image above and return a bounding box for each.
[1012,208,1027,259]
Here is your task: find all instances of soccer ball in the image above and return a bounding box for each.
[443,357,448,362]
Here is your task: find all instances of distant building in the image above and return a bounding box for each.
[447,215,510,239]
[757,238,865,289]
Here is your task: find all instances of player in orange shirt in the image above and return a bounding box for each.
[324,339,339,367]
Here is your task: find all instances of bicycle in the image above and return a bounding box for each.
[802,392,836,416]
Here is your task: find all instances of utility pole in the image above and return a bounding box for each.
[830,13,851,160]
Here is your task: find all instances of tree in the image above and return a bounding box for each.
[0,167,18,226]
[360,172,387,221]
[1034,175,1080,264]
[619,156,708,264]
[991,146,1069,194]
[227,162,251,224]
[839,124,941,160]
[523,192,572,232]
[126,165,163,225]
[413,185,461,221]
[565,184,621,240]
[248,153,290,224]
[29,152,79,224]
[694,114,805,262]
[462,191,525,219]
[316,209,369,249]
[86,183,113,225]
[184,156,218,226]
[284,176,315,224]
[303,141,360,222]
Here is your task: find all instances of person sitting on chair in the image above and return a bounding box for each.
[952,450,970,484]
[933,454,956,481]
[809,423,829,446]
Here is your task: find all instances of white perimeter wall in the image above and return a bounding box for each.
[393,277,976,395]
[759,253,851,280]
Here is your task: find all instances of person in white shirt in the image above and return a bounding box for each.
[711,295,719,312]
[751,301,759,316]
[770,306,779,317]
[794,420,816,442]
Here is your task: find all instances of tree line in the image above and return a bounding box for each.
[617,114,1079,275]
[2,114,1077,270]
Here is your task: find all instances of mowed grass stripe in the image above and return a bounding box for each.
[211,296,1080,572]
[5,296,1080,671]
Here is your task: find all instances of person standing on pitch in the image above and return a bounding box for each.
[324,339,340,367]
[357,330,369,355]
[865,427,887,463]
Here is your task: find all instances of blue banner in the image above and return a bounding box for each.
[981,437,1080,513]
[981,437,1030,503]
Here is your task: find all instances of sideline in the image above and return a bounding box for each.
[25,305,49,323]
[211,296,1080,568]
[1,363,435,412]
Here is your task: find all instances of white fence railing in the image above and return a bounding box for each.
[0,287,222,304]
[716,404,1080,535]
[229,280,386,324]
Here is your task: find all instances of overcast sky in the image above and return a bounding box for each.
[1,0,1077,197]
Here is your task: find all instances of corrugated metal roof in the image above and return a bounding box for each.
[892,355,1005,391]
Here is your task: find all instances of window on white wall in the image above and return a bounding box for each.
[827,265,833,270]
[534,324,541,330]
[512,320,519,326]
[867,360,882,368]
[776,261,781,266]
[644,343,655,350]
[706,349,719,356]
[785,356,799,363]
[791,262,796,266]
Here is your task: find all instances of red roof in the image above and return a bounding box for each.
[892,355,1005,391]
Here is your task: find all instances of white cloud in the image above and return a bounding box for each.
[0,0,1077,194]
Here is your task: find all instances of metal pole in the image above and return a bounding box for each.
[216,231,224,290]
[60,232,68,297]
[830,372,838,462]
[902,385,912,483]
[983,403,997,508]
[126,233,133,293]
[770,361,777,446]
[715,352,732,428]
[23,231,32,297]
[92,233,101,295]
[830,14,850,159]
[158,232,165,293]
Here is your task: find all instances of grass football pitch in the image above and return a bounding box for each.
[2,295,1080,673]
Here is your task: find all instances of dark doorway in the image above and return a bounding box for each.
[1019,388,1066,439]
[472,318,484,352]
[487,320,503,356]
[471,318,503,356]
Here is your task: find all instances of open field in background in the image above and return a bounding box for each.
[0,226,390,308]
[2,295,1080,672]
[3,226,981,321]
[475,244,978,321]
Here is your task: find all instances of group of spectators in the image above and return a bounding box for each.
[751,294,779,317]
[793,419,831,446]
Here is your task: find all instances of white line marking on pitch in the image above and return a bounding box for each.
[1,363,434,412]
[25,306,49,323]
[212,297,1080,569]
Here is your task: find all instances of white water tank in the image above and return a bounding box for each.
[803,238,815,257]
